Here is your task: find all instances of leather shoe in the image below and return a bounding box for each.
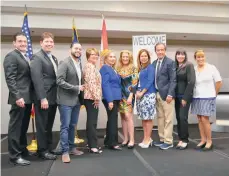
[9,157,30,166]
[50,149,62,155]
[39,152,57,160]
[108,145,122,151]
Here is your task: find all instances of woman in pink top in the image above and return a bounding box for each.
[83,48,102,154]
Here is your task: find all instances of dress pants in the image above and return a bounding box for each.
[84,99,99,148]
[34,103,57,153]
[102,100,119,147]
[156,92,175,144]
[8,104,32,160]
[175,97,190,143]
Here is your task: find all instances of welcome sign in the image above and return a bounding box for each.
[132,34,166,66]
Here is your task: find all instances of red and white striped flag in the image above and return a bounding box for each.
[100,15,108,67]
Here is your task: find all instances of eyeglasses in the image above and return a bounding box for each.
[90,54,99,56]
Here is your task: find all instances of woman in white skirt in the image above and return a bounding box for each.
[191,49,222,151]
[136,49,157,148]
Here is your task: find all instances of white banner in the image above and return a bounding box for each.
[132,34,166,66]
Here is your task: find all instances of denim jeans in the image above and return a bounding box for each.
[58,104,80,154]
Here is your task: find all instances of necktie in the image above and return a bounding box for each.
[155,60,161,89]
[156,60,161,76]
[24,53,30,64]
[49,55,57,74]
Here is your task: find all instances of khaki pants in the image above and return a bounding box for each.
[156,92,175,144]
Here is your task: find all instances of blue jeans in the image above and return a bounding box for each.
[58,104,80,154]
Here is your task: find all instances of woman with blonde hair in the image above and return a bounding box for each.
[116,50,138,149]
[100,49,122,150]
[191,49,222,151]
[83,48,102,154]
[136,49,157,148]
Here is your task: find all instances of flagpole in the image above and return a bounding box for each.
[72,17,84,144]
[23,5,38,153]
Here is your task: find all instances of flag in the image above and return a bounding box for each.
[100,15,108,66]
[21,9,33,59]
[22,6,35,119]
[72,18,79,43]
[101,15,108,51]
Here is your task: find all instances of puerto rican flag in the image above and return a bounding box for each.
[100,15,108,66]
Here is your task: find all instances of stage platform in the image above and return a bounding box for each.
[1,124,229,176]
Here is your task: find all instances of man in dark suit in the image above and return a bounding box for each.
[56,42,84,163]
[3,32,32,165]
[30,32,58,160]
[152,43,177,150]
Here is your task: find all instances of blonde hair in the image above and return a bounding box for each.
[116,50,134,72]
[137,49,151,71]
[100,49,116,67]
[194,49,205,59]
[86,48,99,60]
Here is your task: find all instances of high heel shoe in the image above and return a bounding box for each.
[121,141,129,147]
[140,139,153,149]
[127,143,135,149]
[195,143,206,150]
[139,138,153,147]
[202,144,213,151]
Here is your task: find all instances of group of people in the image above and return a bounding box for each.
[3,31,222,166]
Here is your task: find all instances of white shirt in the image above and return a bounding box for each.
[155,57,164,89]
[71,57,82,94]
[17,49,30,64]
[193,63,222,98]
[47,53,57,75]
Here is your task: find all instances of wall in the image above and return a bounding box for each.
[1,40,229,134]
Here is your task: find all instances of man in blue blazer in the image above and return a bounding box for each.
[152,43,176,150]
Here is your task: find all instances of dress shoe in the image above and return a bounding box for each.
[62,153,70,163]
[108,145,122,151]
[50,149,62,155]
[9,157,30,166]
[176,141,183,149]
[179,142,188,150]
[195,143,206,150]
[89,148,103,154]
[39,152,57,160]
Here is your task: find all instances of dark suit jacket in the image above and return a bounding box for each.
[3,49,33,104]
[56,57,84,106]
[176,61,195,102]
[30,49,58,105]
[152,56,177,100]
[100,64,122,103]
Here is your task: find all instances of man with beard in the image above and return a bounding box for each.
[3,32,32,166]
[30,32,59,160]
[56,42,84,163]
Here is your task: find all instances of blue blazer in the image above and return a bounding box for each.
[100,65,122,103]
[137,64,156,94]
[152,56,177,100]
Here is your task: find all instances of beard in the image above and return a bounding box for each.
[71,51,81,59]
